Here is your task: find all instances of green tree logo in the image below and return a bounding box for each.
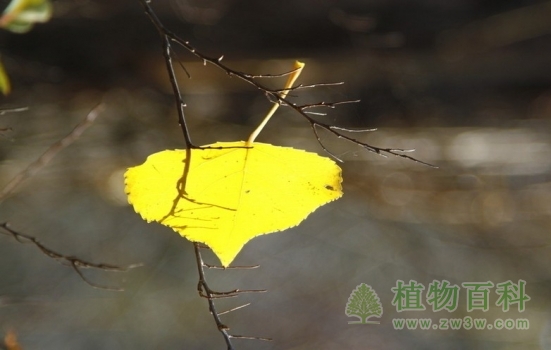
[346,283,383,324]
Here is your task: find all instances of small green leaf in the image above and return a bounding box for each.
[1,0,52,34]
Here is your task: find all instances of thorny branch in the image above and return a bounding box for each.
[137,0,435,167]
[194,243,271,350]
[137,0,435,347]
[0,223,142,291]
[0,104,141,290]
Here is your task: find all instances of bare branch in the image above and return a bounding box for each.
[136,0,434,167]
[0,222,142,291]
[0,104,105,203]
[135,0,437,347]
[193,243,268,349]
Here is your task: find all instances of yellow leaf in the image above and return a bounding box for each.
[0,58,10,95]
[125,141,342,266]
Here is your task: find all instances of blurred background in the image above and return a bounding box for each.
[1,0,551,349]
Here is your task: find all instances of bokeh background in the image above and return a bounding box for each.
[1,0,551,349]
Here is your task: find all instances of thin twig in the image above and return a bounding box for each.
[230,334,273,341]
[0,222,142,291]
[243,66,302,79]
[136,0,434,167]
[193,243,271,349]
[273,81,344,93]
[299,99,361,109]
[217,303,251,316]
[204,263,260,270]
[0,106,29,115]
[330,125,378,132]
[0,104,105,203]
[193,242,235,349]
[138,1,195,148]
